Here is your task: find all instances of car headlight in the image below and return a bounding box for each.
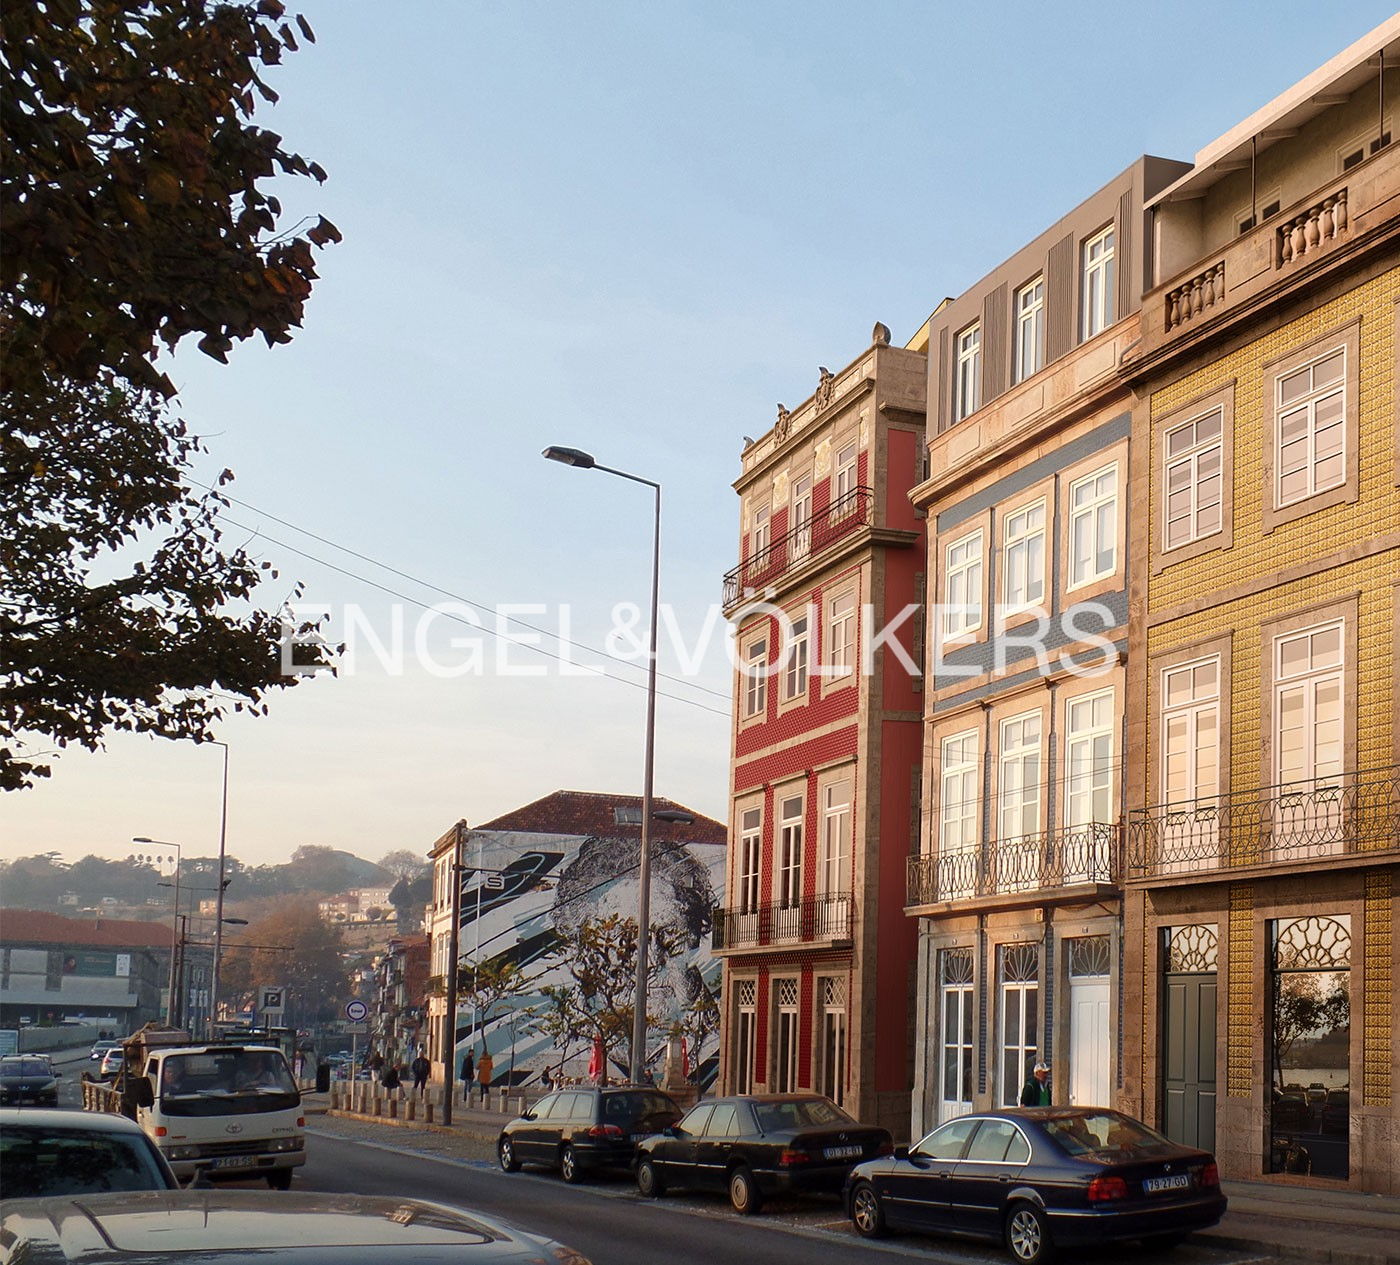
[167,1145,201,1160]
[268,1137,305,1153]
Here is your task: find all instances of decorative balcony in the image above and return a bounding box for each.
[1127,767,1400,883]
[906,825,1120,913]
[723,487,872,608]
[711,892,852,953]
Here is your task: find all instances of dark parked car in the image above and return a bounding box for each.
[845,1108,1225,1264]
[0,1109,178,1198]
[497,1086,681,1182]
[635,1094,893,1215]
[0,1057,59,1107]
[0,1190,592,1263]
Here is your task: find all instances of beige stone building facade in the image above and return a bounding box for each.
[1119,21,1400,1192]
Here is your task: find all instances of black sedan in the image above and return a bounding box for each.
[844,1108,1225,1265]
[0,1057,60,1108]
[635,1094,892,1215]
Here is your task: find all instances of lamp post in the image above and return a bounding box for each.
[542,445,662,1084]
[134,837,181,1026]
[207,740,230,1039]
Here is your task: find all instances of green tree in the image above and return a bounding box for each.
[1,0,339,790]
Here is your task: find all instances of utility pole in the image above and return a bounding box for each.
[441,820,465,1127]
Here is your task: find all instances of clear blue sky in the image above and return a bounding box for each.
[5,2,1394,868]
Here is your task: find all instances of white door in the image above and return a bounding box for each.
[1069,977,1111,1107]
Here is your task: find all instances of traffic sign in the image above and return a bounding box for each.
[345,1000,368,1022]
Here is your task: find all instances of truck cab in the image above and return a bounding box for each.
[105,1028,305,1188]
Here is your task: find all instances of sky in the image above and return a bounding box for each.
[4,2,1395,869]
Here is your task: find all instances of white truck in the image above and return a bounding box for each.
[82,1024,306,1188]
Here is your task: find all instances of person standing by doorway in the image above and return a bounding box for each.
[460,1049,474,1104]
[1020,1060,1051,1106]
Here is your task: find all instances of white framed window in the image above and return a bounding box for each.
[998,712,1042,841]
[943,529,984,637]
[819,976,848,1107]
[751,503,770,558]
[1002,500,1046,611]
[940,731,980,852]
[733,979,756,1095]
[774,978,799,1093]
[1161,658,1220,805]
[777,794,803,909]
[1065,689,1115,828]
[997,943,1040,1107]
[742,636,767,718]
[938,948,975,1121]
[1275,346,1346,508]
[792,475,813,557]
[1164,408,1223,550]
[834,443,858,507]
[782,615,809,701]
[1274,621,1344,786]
[1068,464,1118,588]
[1014,277,1045,382]
[737,807,761,915]
[821,779,851,895]
[1081,224,1116,340]
[954,323,982,421]
[826,590,855,680]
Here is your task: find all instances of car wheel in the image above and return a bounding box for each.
[849,1181,886,1238]
[266,1170,293,1191]
[728,1165,763,1215]
[559,1143,583,1183]
[1005,1202,1053,1265]
[1142,1232,1187,1252]
[498,1137,520,1173]
[636,1157,665,1198]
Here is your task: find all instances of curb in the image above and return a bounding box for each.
[325,1107,502,1144]
[1193,1228,1392,1265]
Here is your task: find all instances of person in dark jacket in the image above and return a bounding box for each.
[380,1061,402,1097]
[410,1051,431,1099]
[460,1050,474,1103]
[1020,1060,1051,1107]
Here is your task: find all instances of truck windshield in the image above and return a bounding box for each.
[159,1049,299,1117]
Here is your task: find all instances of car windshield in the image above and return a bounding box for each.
[0,1059,50,1078]
[0,1126,172,1197]
[158,1049,299,1117]
[753,1097,853,1132]
[1041,1111,1177,1159]
[602,1092,675,1122]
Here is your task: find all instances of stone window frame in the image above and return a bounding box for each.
[994,477,1055,633]
[820,580,859,695]
[1057,669,1122,831]
[732,795,764,915]
[1260,318,1360,534]
[815,761,856,901]
[1014,274,1046,385]
[1152,381,1236,575]
[987,686,1052,844]
[737,617,769,729]
[776,598,812,714]
[773,781,807,913]
[1148,633,1233,808]
[1058,439,1128,607]
[954,321,983,423]
[935,720,984,858]
[1258,593,1359,791]
[1080,221,1117,342]
[938,507,994,650]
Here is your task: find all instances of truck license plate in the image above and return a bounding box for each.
[1143,1173,1190,1193]
[823,1145,862,1160]
[209,1156,257,1170]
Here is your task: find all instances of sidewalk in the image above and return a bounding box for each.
[303,1086,515,1143]
[1198,1179,1400,1265]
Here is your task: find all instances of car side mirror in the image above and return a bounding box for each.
[894,1144,909,1160]
[521,1111,536,1121]
[134,1079,155,1109]
[52,1070,62,1078]
[662,1126,678,1138]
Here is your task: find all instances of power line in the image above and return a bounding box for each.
[193,479,731,704]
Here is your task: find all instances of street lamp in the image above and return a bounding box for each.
[206,740,231,1040]
[134,837,181,1026]
[542,444,665,1085]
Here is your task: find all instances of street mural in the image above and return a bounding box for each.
[453,830,725,1088]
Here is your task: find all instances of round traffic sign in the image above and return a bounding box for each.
[345,1000,368,1022]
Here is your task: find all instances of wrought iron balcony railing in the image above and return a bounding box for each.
[723,486,873,606]
[1127,767,1400,879]
[712,892,852,951]
[906,825,1120,908]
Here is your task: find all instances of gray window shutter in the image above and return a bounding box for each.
[1045,232,1075,362]
[936,326,950,434]
[983,282,1009,403]
[1116,189,1134,318]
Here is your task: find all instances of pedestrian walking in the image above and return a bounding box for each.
[410,1049,431,1099]
[539,1064,554,1090]
[1020,1059,1052,1106]
[460,1049,475,1104]
[477,1049,494,1105]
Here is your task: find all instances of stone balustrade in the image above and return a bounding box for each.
[1276,189,1348,266]
[1165,261,1225,331]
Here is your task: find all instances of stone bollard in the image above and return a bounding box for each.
[405,1100,416,1121]
[424,1102,434,1124]
[388,1097,398,1119]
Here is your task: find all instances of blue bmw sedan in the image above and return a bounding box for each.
[844,1107,1225,1265]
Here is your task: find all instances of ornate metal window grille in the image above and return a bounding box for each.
[736,979,756,1007]
[1165,924,1218,973]
[998,942,1040,983]
[775,978,799,1008]
[941,946,974,985]
[1068,935,1111,978]
[821,976,847,1007]
[1273,914,1351,971]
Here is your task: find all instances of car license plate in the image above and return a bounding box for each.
[823,1145,862,1160]
[1143,1173,1191,1193]
[631,1133,648,1142]
[209,1156,257,1170]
